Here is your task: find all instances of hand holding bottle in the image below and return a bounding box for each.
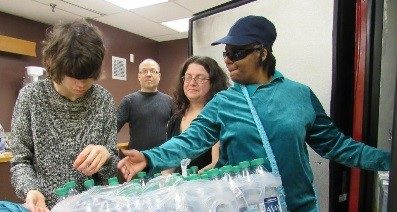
[117,149,148,182]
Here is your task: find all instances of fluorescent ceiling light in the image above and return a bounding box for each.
[162,17,190,33]
[104,0,168,10]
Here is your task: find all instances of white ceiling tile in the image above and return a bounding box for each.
[174,0,231,13]
[150,32,188,42]
[34,0,105,18]
[0,0,82,25]
[132,2,192,23]
[0,0,229,41]
[96,11,177,38]
[57,0,126,15]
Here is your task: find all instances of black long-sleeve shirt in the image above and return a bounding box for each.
[117,91,173,150]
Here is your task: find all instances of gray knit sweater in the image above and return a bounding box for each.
[10,79,119,208]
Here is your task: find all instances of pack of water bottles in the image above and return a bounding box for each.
[51,158,286,212]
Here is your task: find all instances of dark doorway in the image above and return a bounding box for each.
[329,0,356,211]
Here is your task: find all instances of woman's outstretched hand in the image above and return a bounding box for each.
[117,149,148,181]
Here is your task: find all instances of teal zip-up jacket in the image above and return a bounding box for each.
[143,71,390,211]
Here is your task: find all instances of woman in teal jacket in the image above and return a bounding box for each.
[117,16,390,211]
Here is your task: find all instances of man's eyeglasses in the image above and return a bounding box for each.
[139,69,159,75]
[223,47,262,62]
[182,75,210,84]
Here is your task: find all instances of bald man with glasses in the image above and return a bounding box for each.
[117,58,173,151]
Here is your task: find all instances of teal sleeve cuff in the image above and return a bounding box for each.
[141,150,160,176]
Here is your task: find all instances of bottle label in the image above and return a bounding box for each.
[263,196,281,212]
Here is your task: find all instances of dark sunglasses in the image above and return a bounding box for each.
[223,47,262,62]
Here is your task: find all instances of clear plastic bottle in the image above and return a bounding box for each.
[238,160,266,211]
[108,177,119,186]
[218,168,225,179]
[132,178,141,184]
[251,158,282,212]
[220,165,243,210]
[220,166,233,182]
[82,178,101,196]
[119,179,143,197]
[54,187,68,203]
[200,173,209,180]
[189,166,198,175]
[232,165,242,179]
[64,180,79,196]
[239,161,251,179]
[165,173,183,187]
[250,158,268,174]
[172,172,181,177]
[186,174,200,181]
[83,179,95,190]
[207,168,220,180]
[263,186,282,212]
[136,171,147,186]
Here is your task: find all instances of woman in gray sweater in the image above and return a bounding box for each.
[10,20,119,210]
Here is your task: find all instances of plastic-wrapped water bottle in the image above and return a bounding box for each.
[263,186,282,212]
[189,166,198,175]
[220,165,241,203]
[239,161,251,179]
[144,172,184,193]
[54,187,68,203]
[64,180,79,196]
[232,165,242,179]
[220,165,233,182]
[250,158,268,174]
[249,158,283,212]
[185,174,200,181]
[207,168,220,180]
[132,178,141,184]
[200,173,209,180]
[261,173,284,212]
[82,178,103,196]
[136,171,147,186]
[83,179,95,190]
[236,160,268,211]
[108,177,119,186]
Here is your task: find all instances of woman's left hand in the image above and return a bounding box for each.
[73,144,110,176]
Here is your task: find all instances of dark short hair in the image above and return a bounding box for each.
[172,56,229,118]
[42,19,105,83]
[260,45,276,77]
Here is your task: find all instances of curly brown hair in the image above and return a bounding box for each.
[42,19,105,83]
[172,56,230,119]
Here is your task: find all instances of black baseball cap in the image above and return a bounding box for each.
[211,15,277,46]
